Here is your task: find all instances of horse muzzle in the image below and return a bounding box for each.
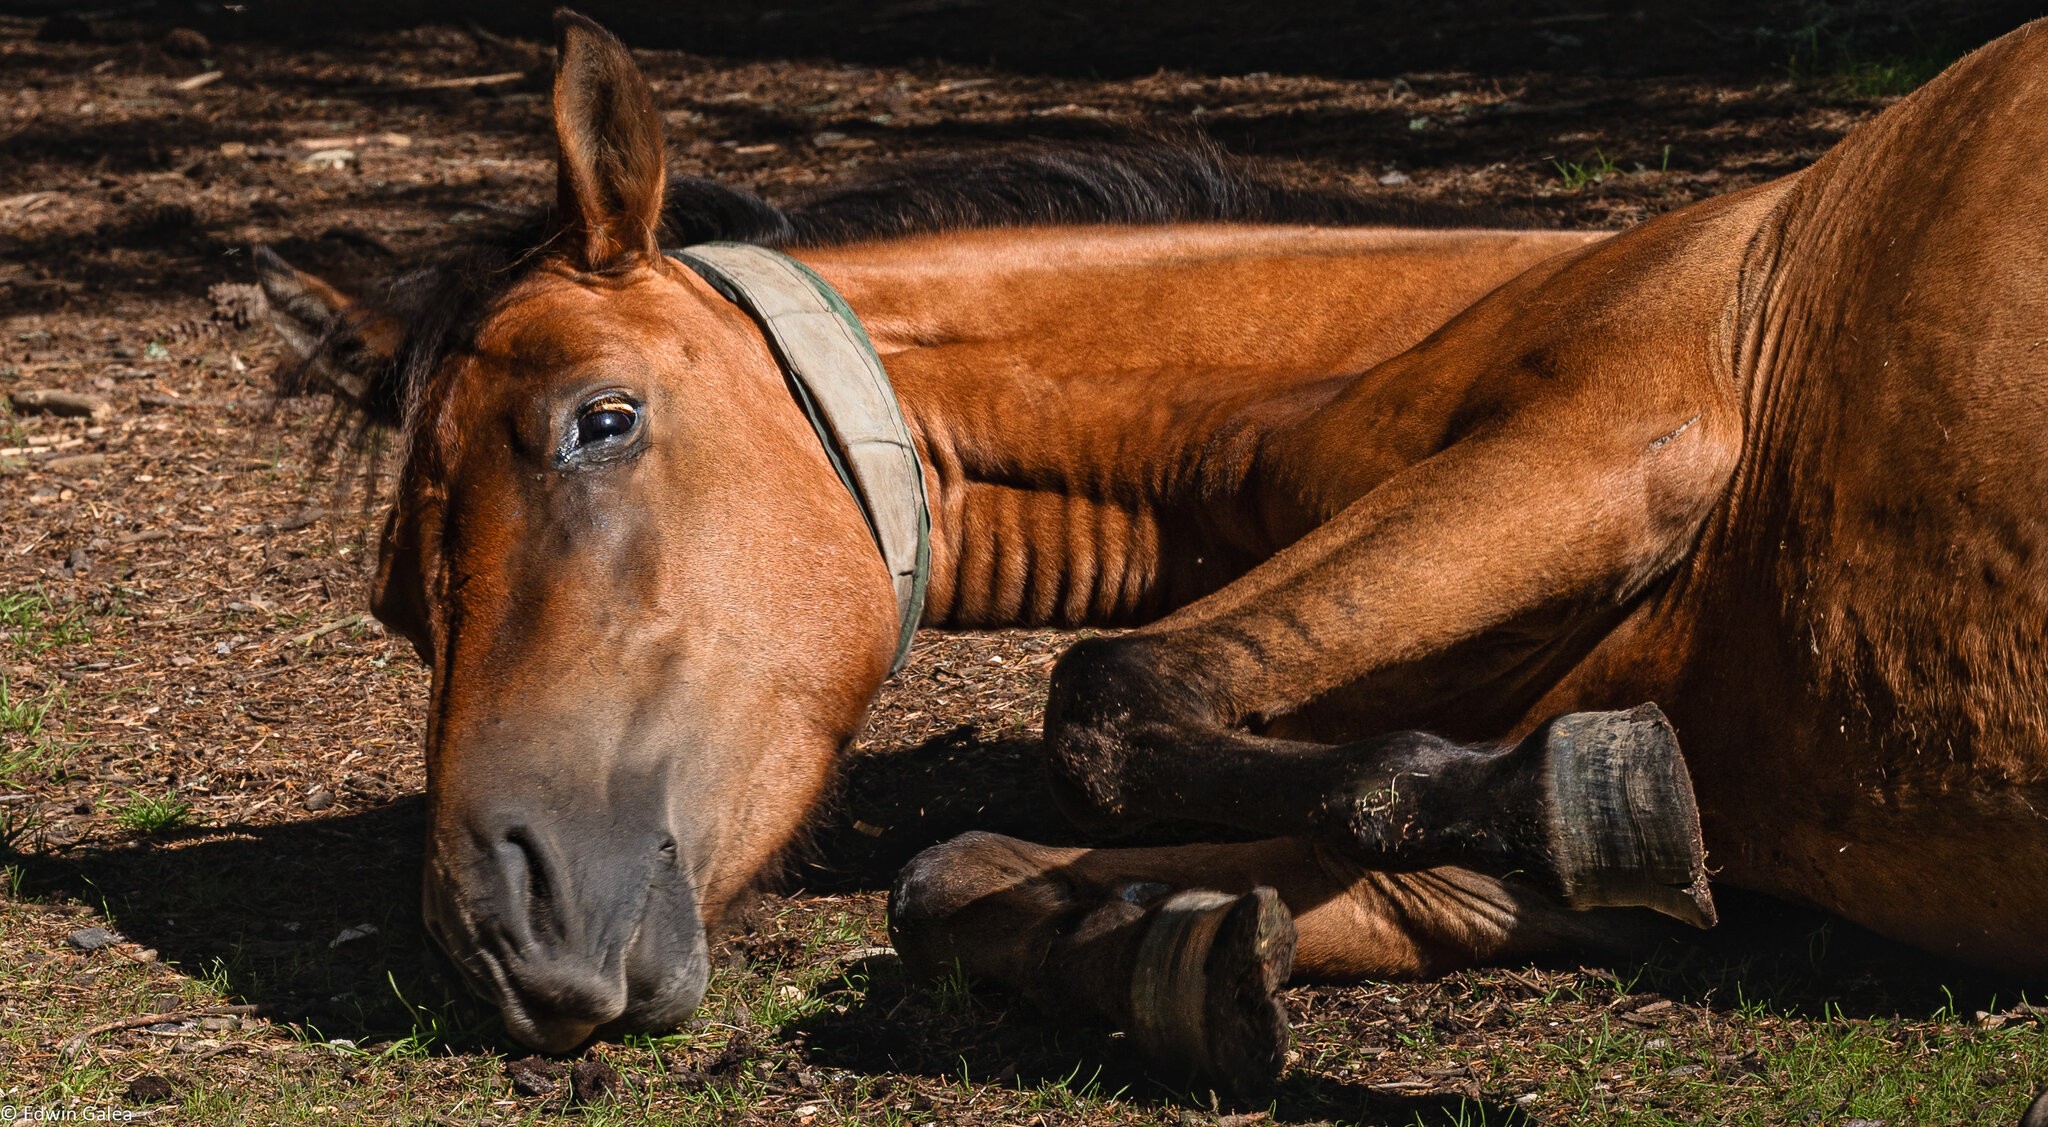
[423,805,710,1052]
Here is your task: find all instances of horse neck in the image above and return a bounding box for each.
[807,224,1603,628]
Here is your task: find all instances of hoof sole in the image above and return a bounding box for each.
[1541,704,1716,927]
[1129,887,1296,1100]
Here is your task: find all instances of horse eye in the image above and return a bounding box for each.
[576,398,638,446]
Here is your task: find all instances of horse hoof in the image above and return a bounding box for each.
[1128,886,1296,1101]
[1540,704,1717,928]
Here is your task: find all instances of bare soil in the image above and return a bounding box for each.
[3,11,2045,1126]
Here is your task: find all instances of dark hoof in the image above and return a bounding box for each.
[1128,887,1296,1101]
[1540,704,1716,927]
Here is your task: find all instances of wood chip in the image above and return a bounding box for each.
[44,452,107,474]
[9,388,112,420]
[172,71,224,91]
[344,70,526,94]
[291,613,367,646]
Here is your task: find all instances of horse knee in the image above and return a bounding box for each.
[1045,635,1209,830]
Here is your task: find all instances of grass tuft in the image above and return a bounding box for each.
[110,791,196,834]
[1551,149,1619,190]
[0,676,54,739]
[0,589,92,655]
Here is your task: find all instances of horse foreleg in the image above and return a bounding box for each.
[1048,407,1738,926]
[887,831,1641,1095]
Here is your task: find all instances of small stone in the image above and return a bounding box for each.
[124,1075,173,1104]
[327,923,377,948]
[812,131,848,145]
[570,1058,620,1104]
[298,149,356,172]
[1378,170,1413,186]
[304,786,334,812]
[65,926,118,951]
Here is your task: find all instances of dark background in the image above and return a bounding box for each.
[8,1,2043,78]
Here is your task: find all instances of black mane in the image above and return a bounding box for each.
[669,136,1488,246]
[293,135,1499,440]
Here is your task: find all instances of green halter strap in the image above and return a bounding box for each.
[668,242,931,675]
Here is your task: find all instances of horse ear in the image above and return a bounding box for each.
[254,245,404,427]
[550,9,665,268]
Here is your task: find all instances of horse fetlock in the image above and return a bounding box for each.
[1537,704,1717,928]
[1321,760,1436,863]
[1128,886,1297,1100]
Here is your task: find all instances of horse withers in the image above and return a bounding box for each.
[263,9,2048,1098]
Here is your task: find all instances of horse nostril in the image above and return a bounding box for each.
[500,829,562,942]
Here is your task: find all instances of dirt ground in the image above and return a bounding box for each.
[3,10,2046,1126]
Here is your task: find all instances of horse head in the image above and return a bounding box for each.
[259,11,903,1050]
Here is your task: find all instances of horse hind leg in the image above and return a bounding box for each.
[887,831,1650,1096]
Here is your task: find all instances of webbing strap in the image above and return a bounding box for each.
[669,242,931,675]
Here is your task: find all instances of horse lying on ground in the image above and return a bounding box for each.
[263,10,2048,1097]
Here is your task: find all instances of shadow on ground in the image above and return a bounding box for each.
[5,721,2040,1110]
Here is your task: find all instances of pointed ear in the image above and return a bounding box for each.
[254,245,404,426]
[551,9,665,268]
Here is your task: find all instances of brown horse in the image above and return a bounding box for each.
[264,11,2048,1097]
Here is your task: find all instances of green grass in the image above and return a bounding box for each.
[1784,31,1958,99]
[3,876,2044,1125]
[1824,55,1949,97]
[0,675,54,739]
[1551,149,1619,190]
[0,678,72,789]
[0,589,92,655]
[110,791,196,833]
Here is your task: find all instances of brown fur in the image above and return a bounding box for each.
[265,11,2048,1051]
